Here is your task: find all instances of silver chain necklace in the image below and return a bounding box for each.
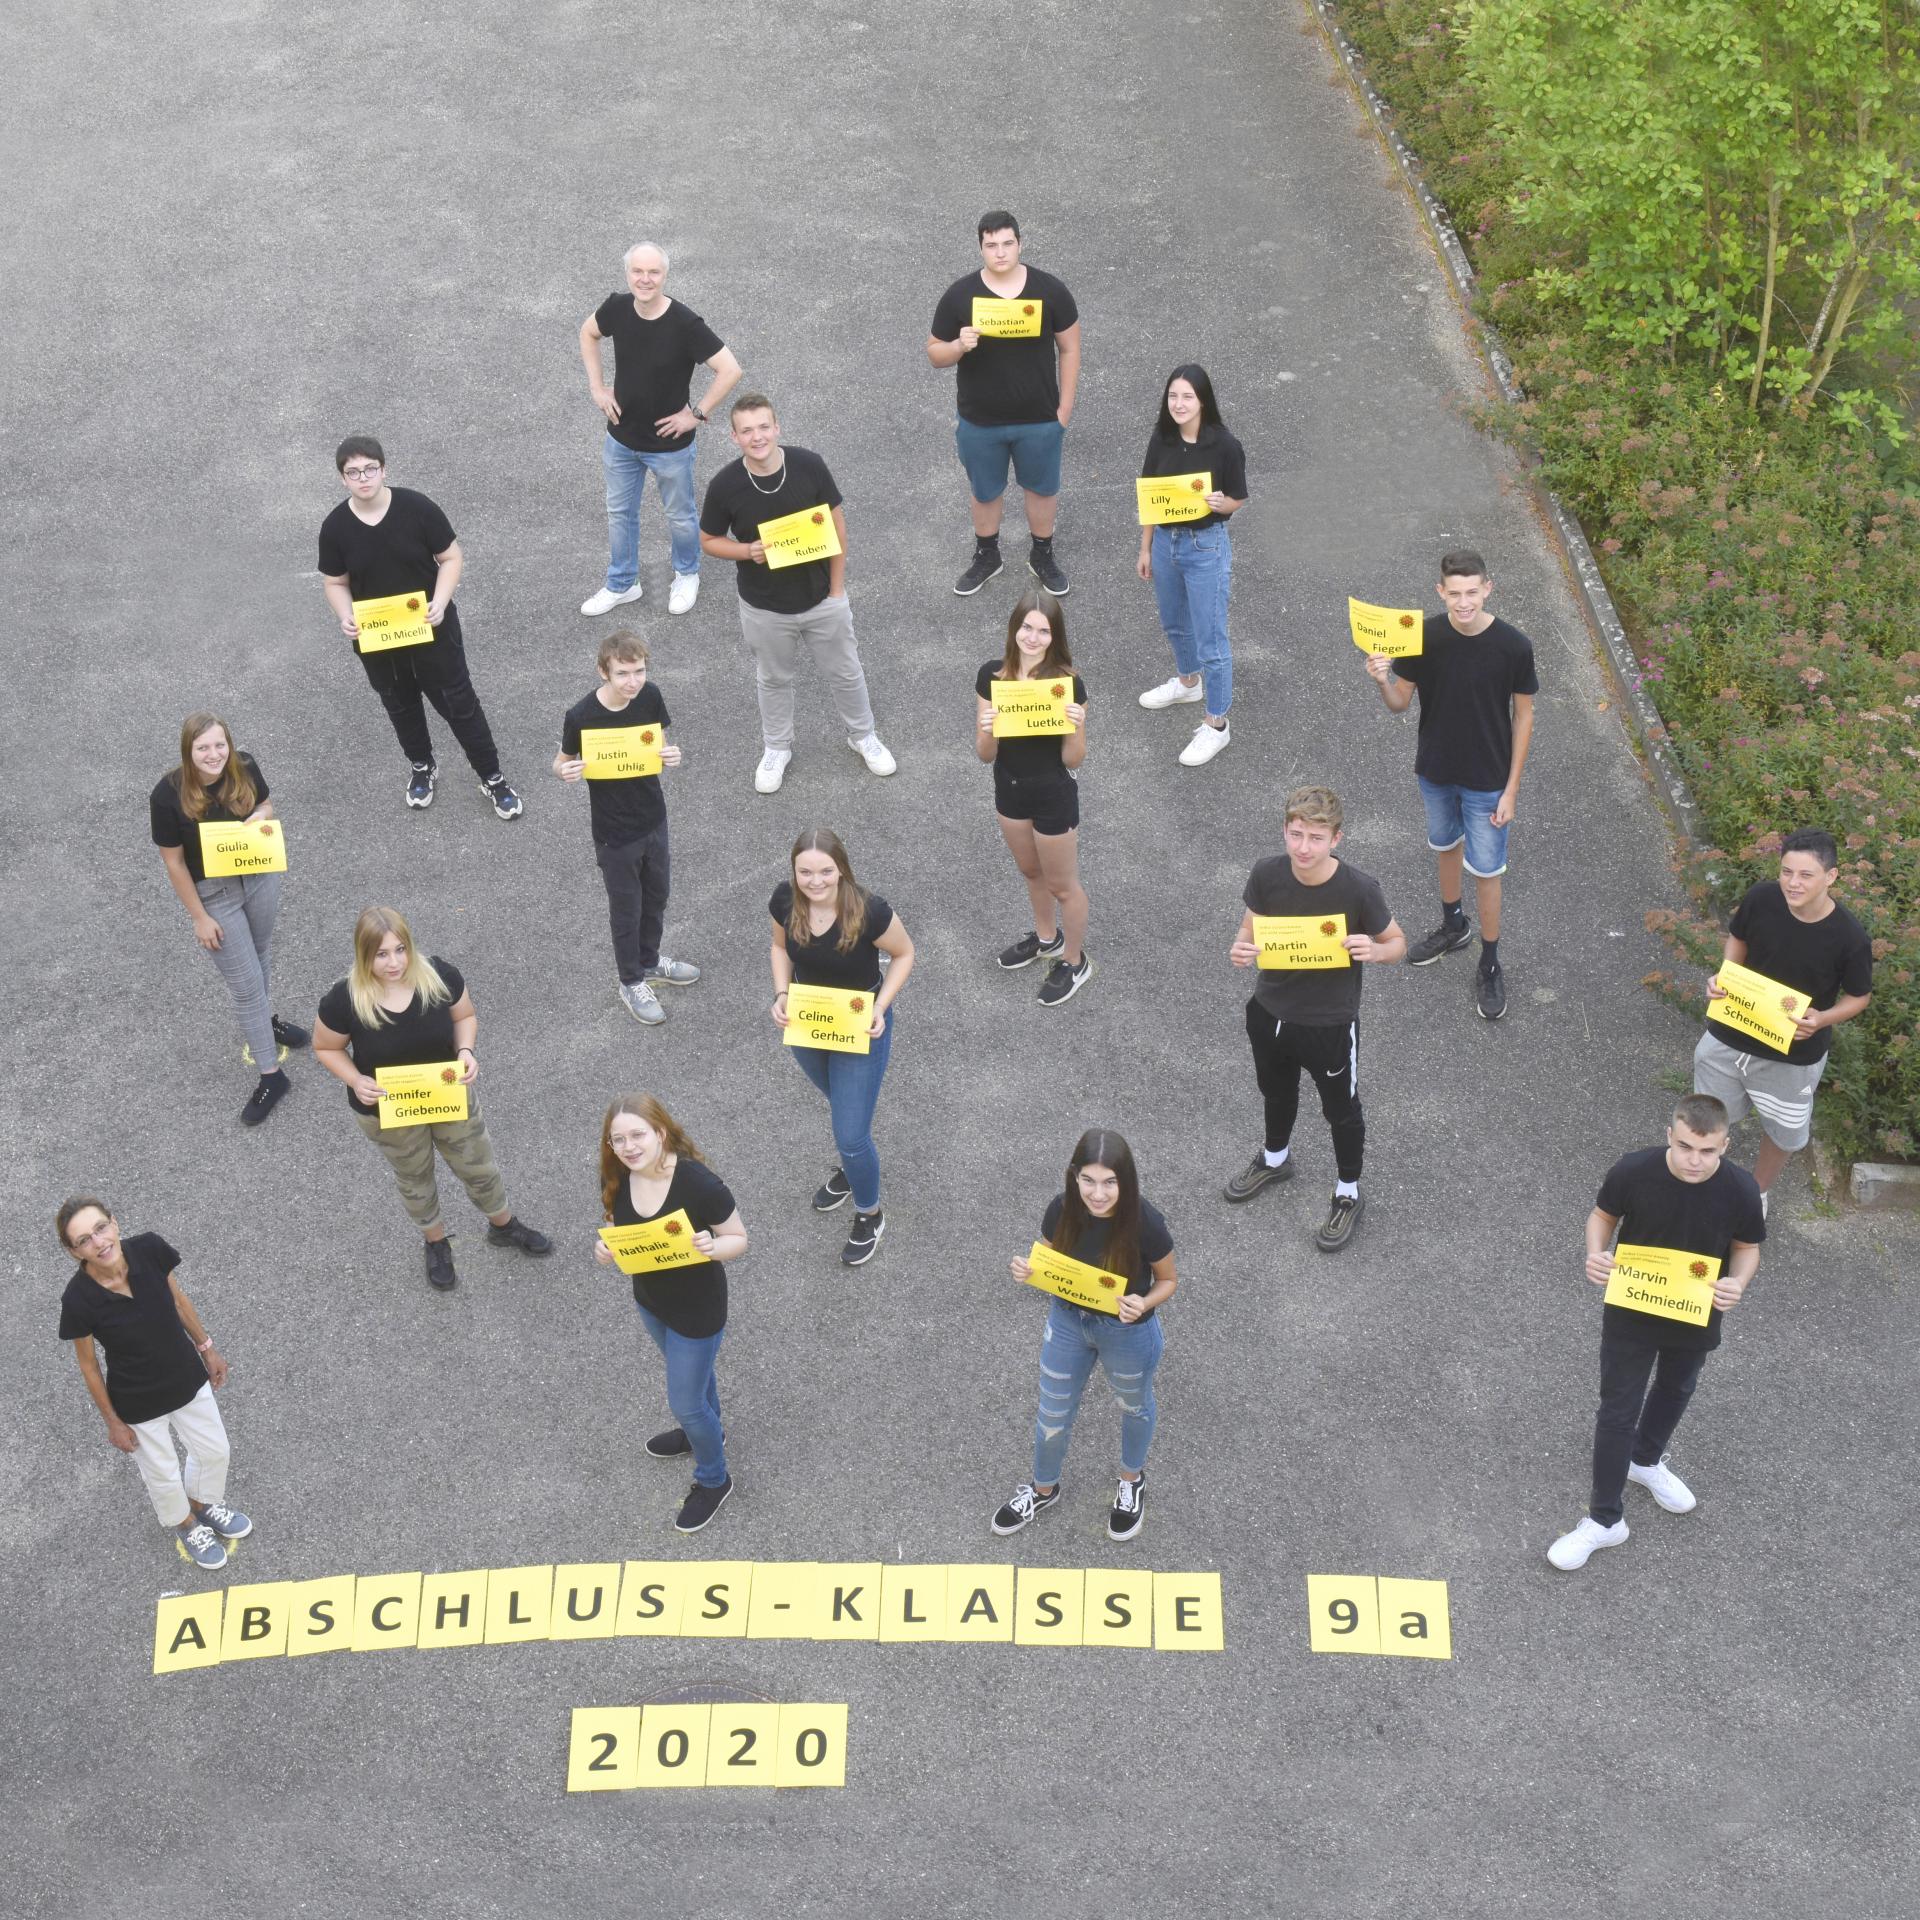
[745,460,788,494]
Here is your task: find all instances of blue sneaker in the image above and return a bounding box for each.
[176,1520,228,1569]
[197,1500,253,1540]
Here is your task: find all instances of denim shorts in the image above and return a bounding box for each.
[955,418,1064,502]
[1417,776,1510,877]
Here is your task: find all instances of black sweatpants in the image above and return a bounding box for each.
[1589,1321,1708,1525]
[1244,1000,1364,1180]
[364,632,501,778]
[594,822,671,984]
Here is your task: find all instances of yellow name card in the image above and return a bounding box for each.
[1251,912,1351,970]
[1605,1243,1720,1326]
[353,591,434,654]
[598,1209,710,1275]
[1021,1242,1129,1316]
[1349,597,1424,657]
[198,819,287,878]
[1709,959,1807,1056]
[580,725,662,779]
[782,984,872,1055]
[757,503,843,570]
[971,296,1042,338]
[374,1062,468,1129]
[1136,473,1213,526]
[989,676,1073,738]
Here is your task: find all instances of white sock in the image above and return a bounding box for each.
[1264,1147,1290,1169]
[1335,1179,1359,1200]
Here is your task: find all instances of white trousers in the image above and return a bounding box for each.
[129,1381,230,1527]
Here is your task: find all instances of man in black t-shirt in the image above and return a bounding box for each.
[552,630,700,1027]
[1693,828,1874,1212]
[1548,1096,1764,1571]
[1225,787,1406,1252]
[318,436,524,820]
[698,393,894,796]
[1365,549,1538,1021]
[578,243,742,618]
[927,211,1081,597]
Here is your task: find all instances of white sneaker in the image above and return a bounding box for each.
[1139,675,1205,710]
[581,583,643,617]
[1760,1189,1770,1220]
[1547,1515,1630,1570]
[1627,1456,1697,1513]
[849,733,897,777]
[1178,719,1231,767]
[667,572,700,614]
[754,749,792,794]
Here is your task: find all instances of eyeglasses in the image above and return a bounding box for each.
[341,465,383,481]
[68,1225,114,1250]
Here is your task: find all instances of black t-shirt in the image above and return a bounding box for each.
[1707,883,1874,1066]
[1039,1193,1173,1323]
[1391,615,1540,790]
[57,1232,205,1423]
[561,685,670,846]
[150,753,270,884]
[1140,423,1249,530]
[700,448,843,614]
[976,661,1085,785]
[1243,859,1393,1024]
[317,958,466,1115]
[769,882,894,994]
[593,295,725,452]
[1596,1147,1766,1352]
[613,1157,736,1338]
[317,488,463,652]
[931,268,1080,426]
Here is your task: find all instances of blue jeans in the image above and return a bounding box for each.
[602,436,699,588]
[633,1301,728,1487]
[1032,1299,1165,1486]
[788,1005,893,1212]
[1150,523,1233,716]
[1417,775,1510,877]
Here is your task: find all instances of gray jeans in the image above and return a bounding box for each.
[195,872,282,1070]
[736,593,877,751]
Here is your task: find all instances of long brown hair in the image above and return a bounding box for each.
[173,712,258,822]
[1000,588,1071,681]
[786,828,871,955]
[346,906,452,1030]
[599,1095,704,1219]
[1048,1129,1144,1282]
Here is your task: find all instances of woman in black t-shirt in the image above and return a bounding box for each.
[149,712,307,1128]
[594,1094,749,1534]
[769,828,916,1267]
[1135,365,1248,768]
[975,589,1093,1007]
[991,1130,1177,1545]
[312,906,553,1292]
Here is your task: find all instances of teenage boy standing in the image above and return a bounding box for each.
[553,631,700,1027]
[927,211,1081,598]
[1225,786,1406,1252]
[1693,828,1873,1212]
[1548,1095,1763,1571]
[698,393,895,795]
[1365,550,1537,1021]
[318,437,524,819]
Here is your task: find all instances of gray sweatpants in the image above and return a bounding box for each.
[736,592,877,751]
[195,873,282,1070]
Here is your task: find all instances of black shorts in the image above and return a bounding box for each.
[995,771,1079,835]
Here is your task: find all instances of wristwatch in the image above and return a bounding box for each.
[690,403,708,423]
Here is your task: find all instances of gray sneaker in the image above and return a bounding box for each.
[197,1500,252,1540]
[619,980,667,1026]
[175,1520,228,1570]
[1224,1150,1295,1203]
[643,957,702,987]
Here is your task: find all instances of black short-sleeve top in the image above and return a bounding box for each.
[977,661,1086,784]
[317,487,463,650]
[1038,1194,1174,1322]
[930,268,1079,426]
[317,959,467,1115]
[769,882,894,995]
[149,754,270,884]
[57,1232,205,1423]
[592,295,725,453]
[1140,423,1249,530]
[612,1157,736,1338]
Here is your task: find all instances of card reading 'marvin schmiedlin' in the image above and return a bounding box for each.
[374,1063,468,1130]
[756,504,842,570]
[1603,1244,1721,1327]
[352,591,434,653]
[971,295,1042,338]
[781,985,872,1055]
[198,819,288,878]
[1251,913,1350,970]
[597,1210,710,1275]
[1019,1242,1127,1316]
[1708,959,1808,1056]
[1348,597,1424,658]
[989,677,1072,738]
[579,726,662,779]
[1134,473,1212,526]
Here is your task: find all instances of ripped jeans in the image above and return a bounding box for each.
[1031,1299,1166,1487]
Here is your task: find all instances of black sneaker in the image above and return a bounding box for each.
[1476,960,1508,1022]
[646,1427,691,1459]
[406,761,436,809]
[1027,541,1070,596]
[270,1015,311,1051]
[239,1071,290,1129]
[841,1208,885,1266]
[1407,919,1472,966]
[1037,953,1092,1007]
[1315,1191,1365,1253]
[1224,1149,1294,1203]
[424,1237,457,1290]
[812,1167,852,1212]
[990,1481,1062,1536]
[998,929,1064,971]
[675,1476,733,1533]
[481,774,524,820]
[953,544,1005,596]
[486,1216,554,1256]
[1108,1473,1147,1542]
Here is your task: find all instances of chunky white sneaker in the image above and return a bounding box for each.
[1627,1456,1697,1513]
[581,583,643,617]
[849,733,897,777]
[1139,674,1205,710]
[1178,719,1231,767]
[754,748,792,794]
[668,572,700,614]
[1547,1515,1630,1570]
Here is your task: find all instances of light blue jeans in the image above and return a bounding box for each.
[603,436,699,588]
[1150,522,1234,717]
[1032,1299,1165,1486]
[633,1300,728,1487]
[789,1005,893,1212]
